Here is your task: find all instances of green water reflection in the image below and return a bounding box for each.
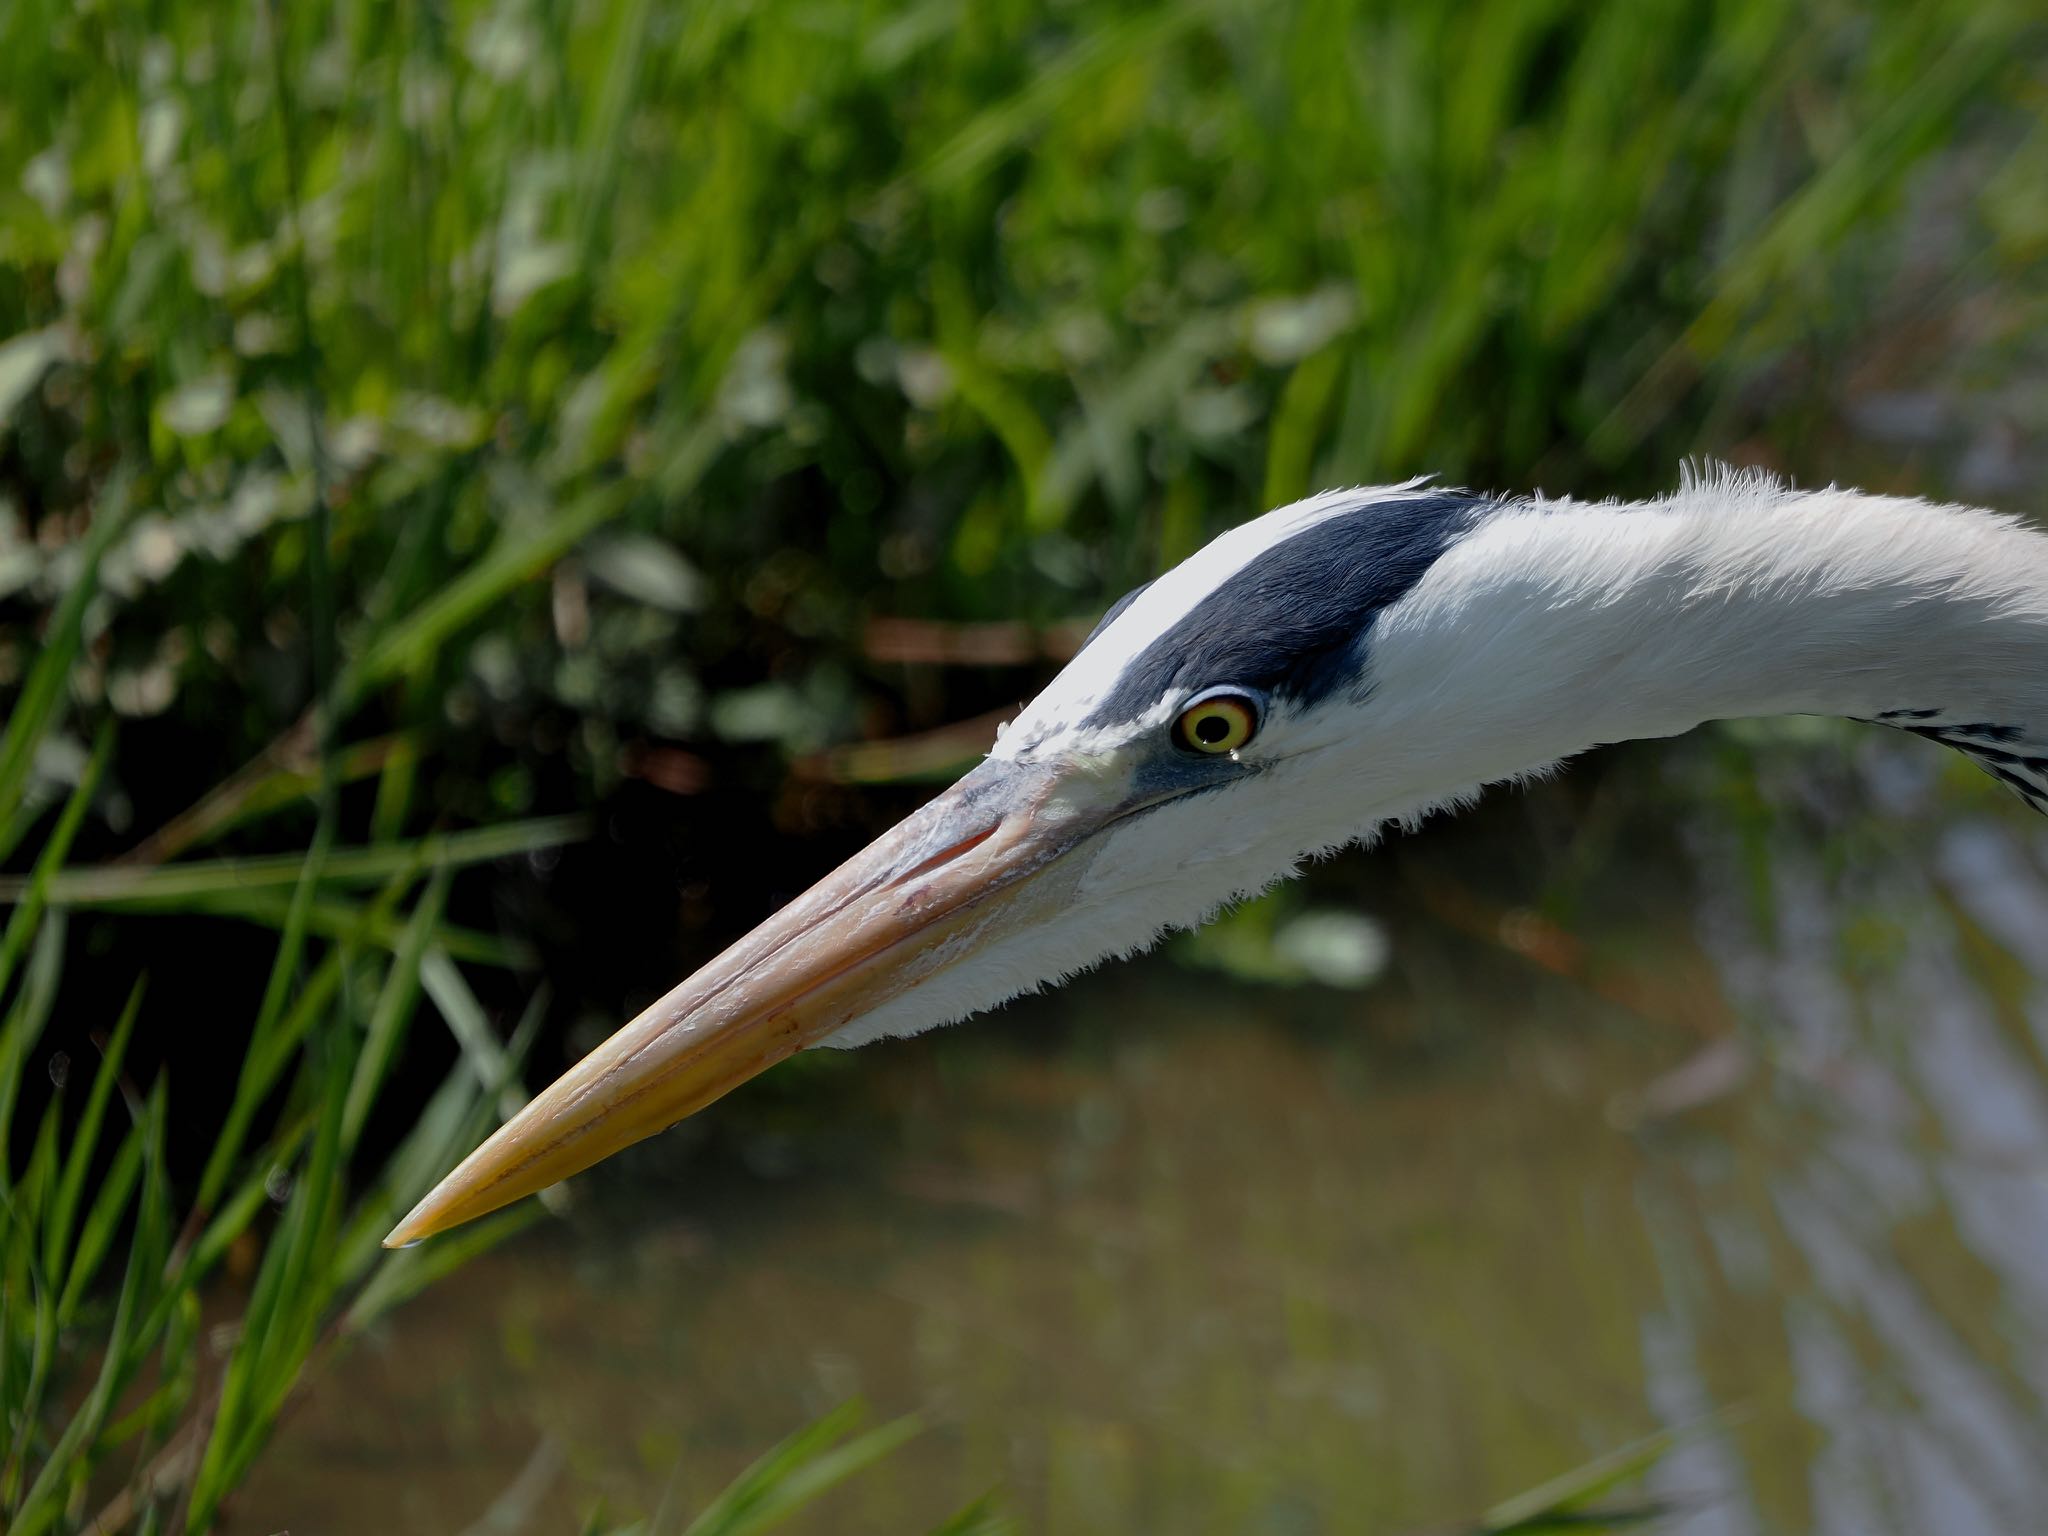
[246,734,2048,1533]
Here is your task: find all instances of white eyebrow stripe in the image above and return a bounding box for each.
[994,479,1443,758]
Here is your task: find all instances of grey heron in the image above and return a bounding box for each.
[387,467,2048,1246]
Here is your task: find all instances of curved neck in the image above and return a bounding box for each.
[1366,473,2048,812]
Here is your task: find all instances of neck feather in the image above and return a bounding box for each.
[1365,470,2048,813]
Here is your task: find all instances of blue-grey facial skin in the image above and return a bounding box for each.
[1082,491,1495,730]
[1124,740,1260,809]
[940,739,1255,872]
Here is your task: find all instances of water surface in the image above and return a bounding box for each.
[246,734,2048,1533]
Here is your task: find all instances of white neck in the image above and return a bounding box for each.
[1357,470,2048,815]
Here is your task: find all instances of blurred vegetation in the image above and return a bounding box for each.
[5,0,2043,817]
[1,0,2044,1528]
[584,1401,1011,1536]
[467,1396,1689,1535]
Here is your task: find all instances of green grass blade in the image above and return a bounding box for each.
[0,815,590,906]
[193,948,346,1217]
[341,867,451,1152]
[121,732,417,868]
[1,1098,62,1508]
[418,948,536,1118]
[0,913,66,1184]
[1478,1418,1718,1533]
[0,721,111,1014]
[16,1095,61,1245]
[344,486,630,697]
[185,1112,314,1292]
[0,478,130,864]
[43,976,145,1283]
[906,1,1211,195]
[925,1492,1013,1536]
[344,1205,541,1334]
[164,889,531,969]
[681,1403,924,1536]
[184,1031,354,1531]
[11,1080,172,1536]
[54,1122,143,1327]
[344,978,544,1266]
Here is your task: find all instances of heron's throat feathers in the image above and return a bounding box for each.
[1367,473,2048,813]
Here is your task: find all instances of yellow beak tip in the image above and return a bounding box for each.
[382,1193,452,1248]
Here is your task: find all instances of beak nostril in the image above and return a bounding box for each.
[893,823,1001,888]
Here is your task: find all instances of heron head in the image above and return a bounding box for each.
[386,484,1489,1245]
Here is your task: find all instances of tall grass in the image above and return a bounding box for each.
[0,0,2041,1528]
[3,0,2039,798]
[0,600,577,1530]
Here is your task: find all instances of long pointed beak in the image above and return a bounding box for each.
[385,760,1077,1246]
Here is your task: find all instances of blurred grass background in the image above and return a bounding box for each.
[1,0,2044,1528]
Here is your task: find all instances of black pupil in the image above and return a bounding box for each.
[1194,713,1232,745]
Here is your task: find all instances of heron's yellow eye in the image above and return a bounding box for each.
[1175,693,1259,754]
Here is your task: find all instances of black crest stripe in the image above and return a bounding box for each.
[1081,491,1493,727]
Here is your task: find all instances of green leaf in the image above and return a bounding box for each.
[44,976,145,1283]
[341,867,450,1152]
[194,948,345,1217]
[347,979,543,1266]
[0,328,63,434]
[185,1032,354,1530]
[186,1116,311,1285]
[0,914,66,1183]
[682,1403,924,1536]
[344,1204,540,1333]
[346,486,631,696]
[0,721,111,1025]
[925,1492,1013,1536]
[0,490,127,865]
[54,1122,143,1326]
[12,1079,172,1536]
[65,885,530,969]
[1478,1417,1728,1533]
[418,948,535,1118]
[0,816,590,906]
